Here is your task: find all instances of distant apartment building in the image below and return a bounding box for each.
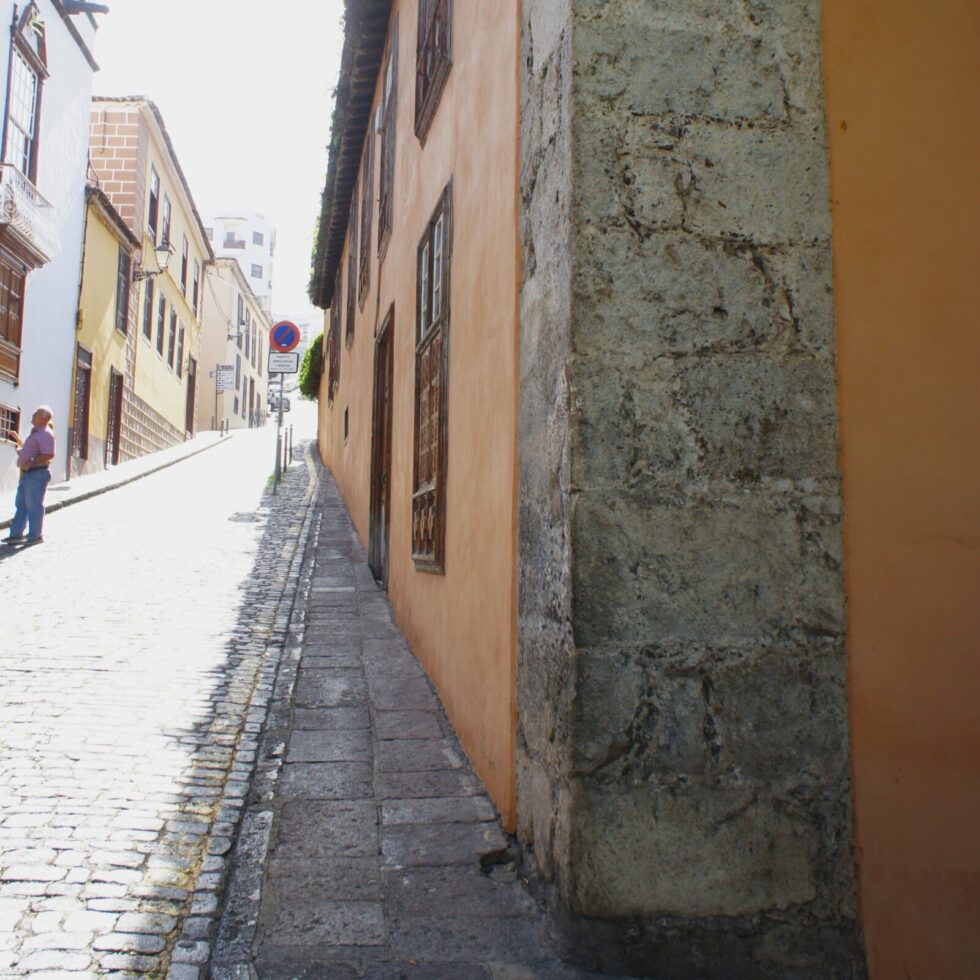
[203,209,275,316]
[82,97,213,464]
[198,257,268,431]
[0,0,102,494]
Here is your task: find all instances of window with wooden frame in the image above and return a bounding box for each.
[358,135,373,308]
[346,182,357,346]
[327,267,342,402]
[115,247,131,334]
[167,310,177,369]
[176,322,185,379]
[142,279,154,341]
[72,345,92,460]
[156,295,166,355]
[147,167,160,237]
[415,0,451,144]
[161,194,172,247]
[378,19,398,262]
[412,182,452,572]
[0,252,26,384]
[0,403,19,441]
[3,5,47,184]
[191,259,200,318]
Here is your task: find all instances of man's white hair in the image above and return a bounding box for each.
[35,405,53,423]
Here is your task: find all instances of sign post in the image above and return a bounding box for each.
[268,321,301,491]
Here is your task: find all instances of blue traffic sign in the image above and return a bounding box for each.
[270,320,300,353]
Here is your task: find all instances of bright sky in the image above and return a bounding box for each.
[91,0,345,320]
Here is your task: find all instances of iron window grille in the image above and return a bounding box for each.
[0,404,20,443]
[412,181,452,572]
[415,0,451,144]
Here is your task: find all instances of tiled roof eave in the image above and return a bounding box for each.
[309,0,393,310]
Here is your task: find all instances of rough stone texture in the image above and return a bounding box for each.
[518,1,864,975]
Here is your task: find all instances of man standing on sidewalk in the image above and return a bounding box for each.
[3,406,56,547]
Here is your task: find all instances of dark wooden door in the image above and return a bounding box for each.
[105,369,123,467]
[185,356,197,434]
[72,345,92,461]
[369,308,395,585]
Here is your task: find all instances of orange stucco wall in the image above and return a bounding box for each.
[317,0,520,828]
[824,2,980,976]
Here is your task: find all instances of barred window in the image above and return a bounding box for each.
[412,182,452,572]
[346,182,357,346]
[415,0,451,143]
[358,134,373,307]
[378,19,398,262]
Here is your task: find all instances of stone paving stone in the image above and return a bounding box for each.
[278,763,373,800]
[373,709,443,740]
[381,795,497,825]
[261,858,383,903]
[287,729,372,763]
[382,822,509,869]
[294,672,368,708]
[386,866,539,919]
[292,707,371,731]
[273,801,378,859]
[377,738,466,772]
[258,900,385,947]
[376,768,483,799]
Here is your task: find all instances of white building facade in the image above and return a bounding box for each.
[198,257,268,431]
[0,0,102,495]
[202,209,275,317]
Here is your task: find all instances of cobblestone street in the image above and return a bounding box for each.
[0,423,317,979]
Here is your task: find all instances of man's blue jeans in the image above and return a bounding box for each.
[10,467,51,540]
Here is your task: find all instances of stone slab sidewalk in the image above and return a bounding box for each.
[211,469,619,979]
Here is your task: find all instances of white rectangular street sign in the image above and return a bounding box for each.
[216,364,235,392]
[268,351,300,374]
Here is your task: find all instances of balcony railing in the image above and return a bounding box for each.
[0,164,59,266]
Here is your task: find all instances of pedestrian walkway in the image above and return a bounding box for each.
[212,470,615,979]
[0,430,227,530]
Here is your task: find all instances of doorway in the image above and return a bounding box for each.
[105,369,123,467]
[185,356,197,434]
[369,307,395,585]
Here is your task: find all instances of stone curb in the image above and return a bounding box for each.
[0,431,234,530]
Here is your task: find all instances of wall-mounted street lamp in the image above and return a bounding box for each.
[133,241,174,282]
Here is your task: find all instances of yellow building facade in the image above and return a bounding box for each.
[82,98,213,462]
[69,188,139,475]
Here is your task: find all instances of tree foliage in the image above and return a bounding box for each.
[298,332,324,400]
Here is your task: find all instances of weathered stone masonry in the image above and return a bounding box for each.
[518,2,864,976]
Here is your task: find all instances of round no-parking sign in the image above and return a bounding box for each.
[270,320,300,353]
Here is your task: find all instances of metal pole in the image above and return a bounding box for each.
[274,371,285,488]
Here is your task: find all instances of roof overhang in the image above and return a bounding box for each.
[309,0,393,310]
